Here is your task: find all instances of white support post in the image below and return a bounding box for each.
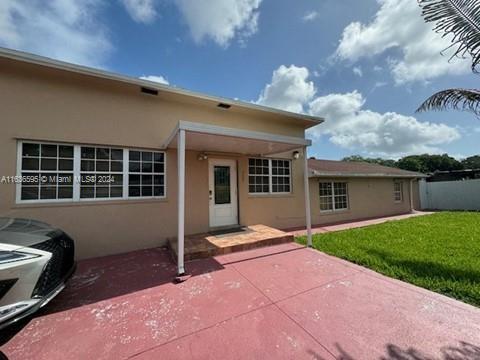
[303,146,312,247]
[177,129,186,275]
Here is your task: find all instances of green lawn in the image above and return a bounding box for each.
[296,212,480,307]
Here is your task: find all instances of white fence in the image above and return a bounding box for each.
[419,178,480,211]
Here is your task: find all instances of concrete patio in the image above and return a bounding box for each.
[1,242,479,360]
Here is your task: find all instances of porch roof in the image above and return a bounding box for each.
[163,121,311,156]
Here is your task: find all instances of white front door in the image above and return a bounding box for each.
[209,159,238,228]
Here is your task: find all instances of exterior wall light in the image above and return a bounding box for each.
[292,151,300,160]
[197,153,208,161]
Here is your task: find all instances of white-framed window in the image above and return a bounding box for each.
[128,150,165,198]
[394,181,403,202]
[16,141,166,203]
[80,146,124,199]
[248,158,291,194]
[319,181,348,212]
[18,142,74,201]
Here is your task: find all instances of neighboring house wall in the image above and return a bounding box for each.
[0,58,308,259]
[309,177,418,225]
[419,179,480,211]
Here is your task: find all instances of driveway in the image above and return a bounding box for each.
[1,243,479,359]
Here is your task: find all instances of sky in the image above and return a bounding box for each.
[1,0,479,160]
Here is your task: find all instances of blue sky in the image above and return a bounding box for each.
[1,0,478,160]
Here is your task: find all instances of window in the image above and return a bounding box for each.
[319,182,348,212]
[17,141,166,203]
[248,158,291,194]
[128,151,165,198]
[394,181,403,202]
[19,143,74,201]
[248,158,269,193]
[80,147,124,199]
[271,160,291,193]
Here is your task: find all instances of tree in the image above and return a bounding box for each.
[397,156,426,173]
[416,0,480,116]
[342,155,397,168]
[397,154,463,173]
[462,155,480,168]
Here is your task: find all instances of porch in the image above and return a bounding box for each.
[164,121,314,274]
[168,224,294,261]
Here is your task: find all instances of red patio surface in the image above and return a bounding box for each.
[1,243,479,359]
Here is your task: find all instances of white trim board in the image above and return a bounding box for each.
[163,121,311,150]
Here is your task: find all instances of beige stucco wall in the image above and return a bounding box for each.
[0,58,309,259]
[309,177,420,226]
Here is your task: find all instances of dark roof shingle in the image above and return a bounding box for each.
[308,159,426,178]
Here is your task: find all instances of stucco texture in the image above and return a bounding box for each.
[0,58,309,259]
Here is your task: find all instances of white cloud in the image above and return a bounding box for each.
[308,91,460,156]
[352,66,363,77]
[0,0,111,67]
[140,74,169,85]
[370,81,388,93]
[175,0,262,47]
[121,0,157,24]
[256,65,316,113]
[334,0,470,84]
[302,11,318,22]
[257,64,460,156]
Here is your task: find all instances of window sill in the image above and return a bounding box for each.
[13,197,169,209]
[319,209,350,215]
[247,193,294,199]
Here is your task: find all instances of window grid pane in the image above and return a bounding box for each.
[272,160,291,193]
[80,146,124,199]
[128,150,165,198]
[394,182,403,202]
[320,182,348,212]
[248,158,270,194]
[248,158,292,194]
[20,143,74,201]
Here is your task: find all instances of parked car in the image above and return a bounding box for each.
[0,218,75,329]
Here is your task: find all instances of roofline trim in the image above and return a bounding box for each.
[163,120,312,149]
[309,171,427,179]
[0,47,324,127]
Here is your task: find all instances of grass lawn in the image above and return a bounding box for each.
[296,212,480,307]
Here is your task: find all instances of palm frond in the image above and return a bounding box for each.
[418,0,480,72]
[416,88,480,115]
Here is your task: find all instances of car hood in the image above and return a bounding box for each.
[0,218,58,249]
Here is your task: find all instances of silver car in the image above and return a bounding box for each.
[0,218,75,329]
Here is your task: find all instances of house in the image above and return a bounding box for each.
[0,48,322,274]
[308,159,426,226]
[0,48,428,276]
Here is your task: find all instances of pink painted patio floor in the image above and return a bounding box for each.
[1,243,479,360]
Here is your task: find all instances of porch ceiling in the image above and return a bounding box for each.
[165,121,310,156]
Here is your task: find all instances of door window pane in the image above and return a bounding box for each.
[214,166,231,204]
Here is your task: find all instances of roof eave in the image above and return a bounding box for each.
[309,171,427,179]
[0,47,324,128]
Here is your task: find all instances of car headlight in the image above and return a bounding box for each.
[0,250,40,264]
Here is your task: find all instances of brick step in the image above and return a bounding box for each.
[168,225,294,262]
